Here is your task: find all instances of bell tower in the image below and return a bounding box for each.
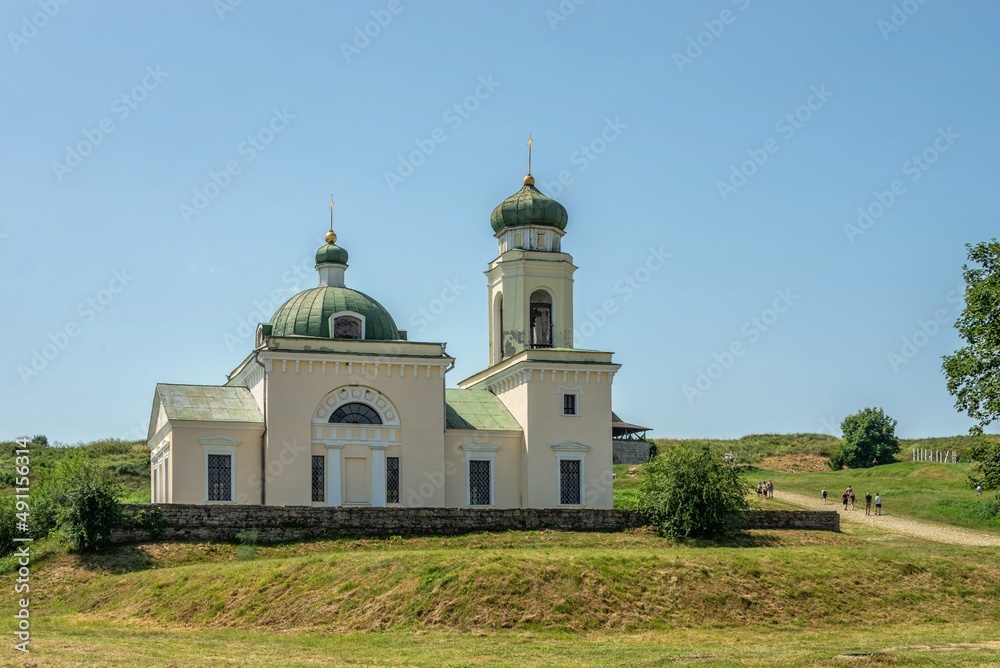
[487,142,576,365]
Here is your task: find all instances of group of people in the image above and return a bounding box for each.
[821,486,881,515]
[756,480,774,498]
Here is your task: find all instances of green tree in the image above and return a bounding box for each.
[942,239,1000,435]
[968,441,1000,492]
[830,407,901,469]
[34,451,122,551]
[637,443,750,540]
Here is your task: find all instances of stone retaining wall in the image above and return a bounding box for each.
[115,504,838,544]
[612,439,651,465]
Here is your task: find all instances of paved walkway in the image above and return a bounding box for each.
[775,490,1000,547]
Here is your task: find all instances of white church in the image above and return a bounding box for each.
[146,162,622,509]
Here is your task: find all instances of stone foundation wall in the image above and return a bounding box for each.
[612,439,650,465]
[115,505,838,544]
[738,510,840,532]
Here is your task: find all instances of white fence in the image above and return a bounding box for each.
[912,448,959,463]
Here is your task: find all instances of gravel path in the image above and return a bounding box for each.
[775,489,1000,547]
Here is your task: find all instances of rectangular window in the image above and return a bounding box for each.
[513,232,522,247]
[537,232,545,248]
[469,459,492,506]
[386,456,400,504]
[311,455,325,502]
[559,459,582,505]
[207,454,232,502]
[563,394,577,416]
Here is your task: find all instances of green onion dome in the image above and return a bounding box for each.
[490,175,568,234]
[316,230,349,265]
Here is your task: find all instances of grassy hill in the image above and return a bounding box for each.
[0,436,148,503]
[7,528,1000,666]
[651,432,1000,465]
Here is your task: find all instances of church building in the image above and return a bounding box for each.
[146,162,622,509]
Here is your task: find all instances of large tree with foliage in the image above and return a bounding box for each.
[829,407,900,469]
[637,443,750,540]
[942,239,1000,435]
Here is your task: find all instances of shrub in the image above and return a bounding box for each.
[236,528,259,561]
[637,443,751,540]
[33,452,122,552]
[0,497,17,557]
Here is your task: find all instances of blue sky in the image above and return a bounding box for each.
[2,1,997,443]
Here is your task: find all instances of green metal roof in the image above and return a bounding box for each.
[445,389,521,431]
[315,242,349,265]
[156,384,263,423]
[269,286,400,340]
[490,182,568,233]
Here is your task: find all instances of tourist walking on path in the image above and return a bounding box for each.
[874,493,883,516]
[977,484,983,497]
[850,491,856,510]
[865,491,872,516]
[822,488,828,504]
[842,490,849,510]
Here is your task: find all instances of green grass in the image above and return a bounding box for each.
[0,436,149,501]
[5,528,999,666]
[650,433,1000,465]
[756,461,1000,532]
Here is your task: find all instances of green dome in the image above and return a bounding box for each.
[315,243,349,265]
[490,182,568,234]
[269,286,400,340]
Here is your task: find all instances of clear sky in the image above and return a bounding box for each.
[2,1,997,443]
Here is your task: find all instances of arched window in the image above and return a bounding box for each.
[495,293,504,363]
[529,289,553,348]
[329,402,382,424]
[333,315,362,340]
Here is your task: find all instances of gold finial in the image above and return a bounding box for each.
[325,195,337,244]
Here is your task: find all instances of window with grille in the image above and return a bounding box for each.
[563,394,577,416]
[311,455,325,502]
[386,456,400,504]
[329,402,382,424]
[559,459,582,505]
[207,454,232,501]
[469,459,492,506]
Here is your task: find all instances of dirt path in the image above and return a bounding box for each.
[775,489,1000,547]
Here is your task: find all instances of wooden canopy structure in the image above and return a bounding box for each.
[612,411,651,441]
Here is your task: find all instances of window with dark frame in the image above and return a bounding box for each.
[529,289,552,348]
[559,459,582,505]
[333,315,362,339]
[207,454,232,501]
[311,455,325,502]
[386,456,400,504]
[329,402,382,424]
[563,394,577,416]
[469,459,491,506]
